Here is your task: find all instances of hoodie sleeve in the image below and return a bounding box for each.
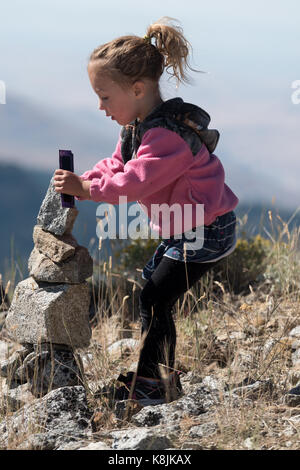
[75,137,124,200]
[87,127,195,204]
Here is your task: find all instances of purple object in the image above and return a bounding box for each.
[59,150,75,208]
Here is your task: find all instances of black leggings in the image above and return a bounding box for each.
[137,256,219,378]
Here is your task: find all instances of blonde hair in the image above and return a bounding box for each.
[89,17,196,87]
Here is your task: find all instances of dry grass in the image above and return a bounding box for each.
[1,210,300,449]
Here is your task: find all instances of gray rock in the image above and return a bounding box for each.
[180,441,203,450]
[32,225,78,263]
[36,176,78,236]
[243,437,255,449]
[288,368,300,386]
[131,403,185,429]
[5,278,91,348]
[0,345,33,379]
[230,380,273,399]
[131,384,216,429]
[291,349,300,366]
[131,406,167,427]
[110,427,173,450]
[286,414,300,425]
[56,440,92,450]
[15,347,84,397]
[77,441,111,450]
[0,381,36,412]
[263,338,278,358]
[107,338,139,355]
[181,371,202,386]
[173,385,218,415]
[231,349,253,371]
[0,340,10,363]
[291,340,300,351]
[0,385,93,450]
[189,422,217,438]
[28,246,93,284]
[201,375,224,391]
[289,326,300,339]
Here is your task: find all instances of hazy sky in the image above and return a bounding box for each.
[1,0,300,207]
[2,0,299,108]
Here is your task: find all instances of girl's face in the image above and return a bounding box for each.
[88,62,142,126]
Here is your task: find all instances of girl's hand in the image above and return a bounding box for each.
[54,170,91,199]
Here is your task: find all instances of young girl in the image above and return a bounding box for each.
[54,18,239,406]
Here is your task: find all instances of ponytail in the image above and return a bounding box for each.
[89,17,200,87]
[145,17,195,85]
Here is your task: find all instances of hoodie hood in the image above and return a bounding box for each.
[141,98,220,154]
[121,98,220,164]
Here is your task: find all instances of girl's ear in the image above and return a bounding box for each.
[132,80,146,99]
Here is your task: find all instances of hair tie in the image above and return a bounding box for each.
[143,35,151,44]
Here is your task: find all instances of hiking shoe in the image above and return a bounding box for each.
[100,371,183,406]
[114,372,166,406]
[285,384,300,406]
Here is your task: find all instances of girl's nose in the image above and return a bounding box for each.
[98,99,105,111]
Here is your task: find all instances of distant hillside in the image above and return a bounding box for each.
[1,93,299,208]
[0,162,299,287]
[0,94,119,174]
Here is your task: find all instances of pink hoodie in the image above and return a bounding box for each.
[77,127,239,236]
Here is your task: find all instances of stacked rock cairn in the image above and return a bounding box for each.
[1,177,93,397]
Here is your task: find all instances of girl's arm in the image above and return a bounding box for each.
[54,137,124,200]
[86,127,195,204]
[79,137,124,182]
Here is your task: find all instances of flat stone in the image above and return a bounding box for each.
[5,278,91,348]
[36,176,78,236]
[32,225,78,263]
[110,427,173,450]
[28,246,93,284]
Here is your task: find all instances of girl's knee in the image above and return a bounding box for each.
[139,280,157,309]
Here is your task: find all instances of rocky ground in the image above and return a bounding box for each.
[0,289,300,451]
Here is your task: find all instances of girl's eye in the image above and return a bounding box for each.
[101,97,109,101]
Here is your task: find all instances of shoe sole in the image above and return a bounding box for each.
[133,397,166,406]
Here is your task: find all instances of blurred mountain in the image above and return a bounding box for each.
[0,162,299,288]
[0,95,299,285]
[0,93,298,208]
[0,93,119,174]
